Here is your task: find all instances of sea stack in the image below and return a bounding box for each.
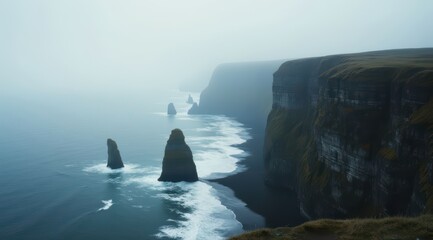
[107,138,124,169]
[158,129,198,182]
[167,103,177,115]
[187,94,194,104]
[187,102,199,115]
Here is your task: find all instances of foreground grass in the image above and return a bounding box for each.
[231,215,433,240]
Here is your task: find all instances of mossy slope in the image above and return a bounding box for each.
[232,215,433,240]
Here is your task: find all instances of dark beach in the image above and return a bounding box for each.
[212,121,306,229]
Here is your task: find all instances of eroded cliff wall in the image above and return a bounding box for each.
[196,60,284,126]
[264,49,433,219]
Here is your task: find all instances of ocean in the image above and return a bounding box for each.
[0,89,264,240]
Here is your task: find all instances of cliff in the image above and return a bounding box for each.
[194,60,284,126]
[264,48,433,219]
[158,129,198,182]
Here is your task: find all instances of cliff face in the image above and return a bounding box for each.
[195,60,284,125]
[264,49,433,219]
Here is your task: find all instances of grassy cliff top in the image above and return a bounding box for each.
[275,48,433,83]
[324,49,433,82]
[231,215,433,240]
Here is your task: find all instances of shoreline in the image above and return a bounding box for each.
[211,121,306,229]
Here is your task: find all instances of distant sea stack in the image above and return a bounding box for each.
[167,103,177,115]
[187,102,199,115]
[107,138,124,169]
[187,94,194,104]
[158,129,198,182]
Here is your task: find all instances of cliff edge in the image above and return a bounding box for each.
[264,48,433,219]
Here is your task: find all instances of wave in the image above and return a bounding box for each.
[83,163,150,174]
[81,112,251,239]
[188,115,251,179]
[155,183,242,240]
[98,200,113,211]
[127,177,243,240]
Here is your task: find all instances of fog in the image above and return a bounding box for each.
[1,0,432,97]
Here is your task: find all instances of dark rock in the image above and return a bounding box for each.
[158,129,198,182]
[167,103,177,115]
[187,94,194,104]
[107,138,124,169]
[264,48,433,219]
[187,102,199,115]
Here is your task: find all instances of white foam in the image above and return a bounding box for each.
[83,163,150,174]
[124,171,163,190]
[194,151,238,177]
[98,199,113,211]
[154,182,243,240]
[81,108,251,239]
[125,175,243,239]
[187,115,251,179]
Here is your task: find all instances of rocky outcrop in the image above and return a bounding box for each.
[187,94,194,104]
[264,48,433,219]
[158,129,199,182]
[187,102,199,115]
[167,103,177,115]
[107,138,124,169]
[193,60,284,126]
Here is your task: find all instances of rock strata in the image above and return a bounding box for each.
[264,48,433,219]
[107,138,124,169]
[158,129,199,182]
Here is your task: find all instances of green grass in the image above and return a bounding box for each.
[322,51,433,82]
[231,215,433,240]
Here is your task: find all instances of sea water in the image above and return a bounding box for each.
[0,89,263,240]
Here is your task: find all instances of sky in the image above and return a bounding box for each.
[1,0,433,96]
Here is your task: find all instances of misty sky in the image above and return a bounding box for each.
[1,0,433,96]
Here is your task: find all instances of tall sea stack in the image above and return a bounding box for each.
[158,129,198,182]
[107,138,124,169]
